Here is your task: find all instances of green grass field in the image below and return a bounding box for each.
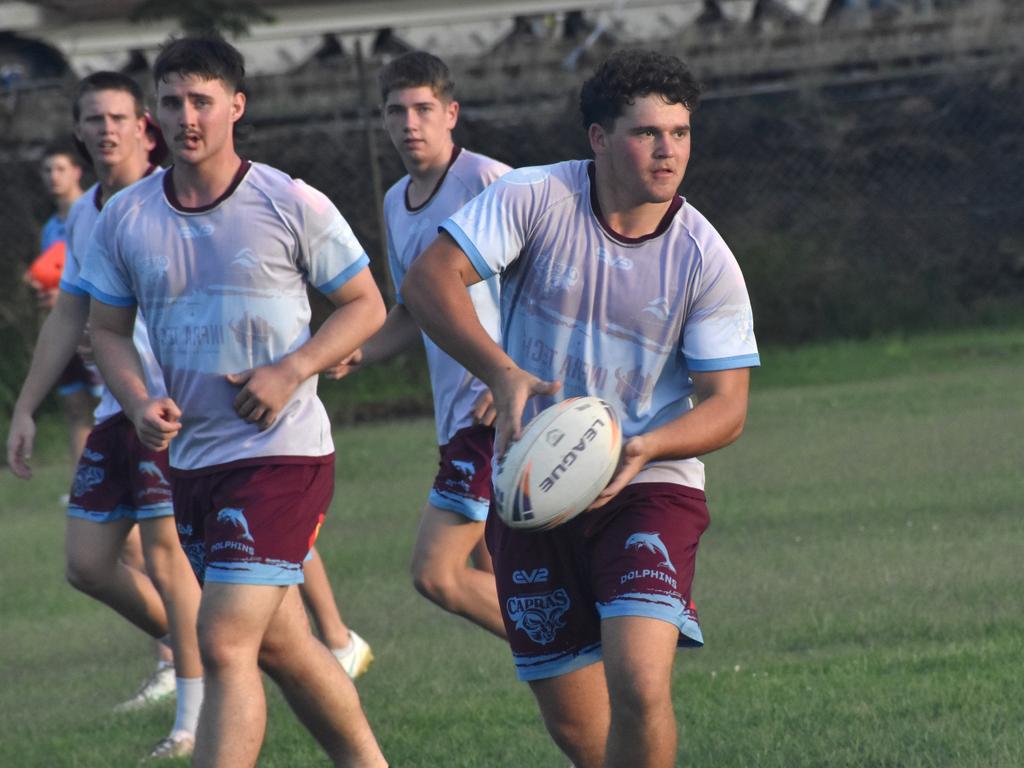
[1,327,1022,767]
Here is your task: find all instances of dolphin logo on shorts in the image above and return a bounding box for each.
[217,507,255,543]
[452,459,475,479]
[138,461,169,487]
[625,532,676,573]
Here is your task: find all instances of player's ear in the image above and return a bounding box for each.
[231,90,246,123]
[447,99,459,129]
[588,122,608,155]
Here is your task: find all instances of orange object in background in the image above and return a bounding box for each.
[24,240,66,291]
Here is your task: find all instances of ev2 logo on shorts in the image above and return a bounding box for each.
[512,567,549,584]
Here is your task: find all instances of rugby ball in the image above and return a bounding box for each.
[494,396,622,531]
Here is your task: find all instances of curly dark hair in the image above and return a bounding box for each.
[579,49,701,129]
[153,34,246,94]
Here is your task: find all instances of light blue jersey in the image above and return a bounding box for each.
[442,160,760,490]
[385,146,510,444]
[61,182,167,425]
[81,161,369,470]
[39,213,67,252]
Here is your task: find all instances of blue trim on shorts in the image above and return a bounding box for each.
[56,382,88,396]
[429,488,490,522]
[514,642,602,682]
[440,220,495,281]
[66,502,173,523]
[316,253,370,294]
[597,593,704,647]
[203,560,305,587]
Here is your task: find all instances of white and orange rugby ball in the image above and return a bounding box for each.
[494,396,622,531]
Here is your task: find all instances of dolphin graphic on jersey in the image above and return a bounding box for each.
[138,460,170,486]
[217,507,255,543]
[625,532,676,573]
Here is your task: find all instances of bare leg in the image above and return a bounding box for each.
[119,525,175,665]
[59,388,96,464]
[529,662,611,768]
[300,546,350,649]
[64,516,168,638]
[260,586,386,766]
[138,517,202,679]
[410,503,505,638]
[194,582,385,768]
[601,616,679,768]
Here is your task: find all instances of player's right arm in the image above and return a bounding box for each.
[89,300,181,451]
[5,289,90,478]
[403,233,558,455]
[323,302,421,379]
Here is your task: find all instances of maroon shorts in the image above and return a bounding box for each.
[171,457,334,586]
[56,353,101,397]
[66,413,173,523]
[485,482,710,681]
[428,424,494,521]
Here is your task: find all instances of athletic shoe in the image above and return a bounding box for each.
[332,630,374,679]
[114,662,176,712]
[144,733,194,760]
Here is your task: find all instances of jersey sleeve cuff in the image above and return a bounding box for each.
[80,279,137,307]
[316,253,370,294]
[686,353,761,371]
[58,279,89,297]
[439,219,495,281]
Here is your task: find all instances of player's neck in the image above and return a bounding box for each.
[97,154,150,201]
[405,141,455,206]
[593,166,673,239]
[171,150,243,209]
[54,189,82,217]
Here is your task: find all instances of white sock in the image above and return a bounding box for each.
[171,677,203,738]
[332,636,355,658]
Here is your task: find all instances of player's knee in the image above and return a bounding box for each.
[64,553,108,596]
[411,563,457,608]
[608,674,671,725]
[196,619,254,674]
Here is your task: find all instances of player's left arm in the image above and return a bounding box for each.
[590,367,750,509]
[227,267,386,430]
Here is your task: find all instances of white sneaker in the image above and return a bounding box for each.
[332,630,374,679]
[144,732,194,760]
[114,662,176,712]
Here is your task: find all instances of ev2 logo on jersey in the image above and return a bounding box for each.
[512,567,549,585]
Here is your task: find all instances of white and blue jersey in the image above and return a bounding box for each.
[385,146,510,445]
[80,161,370,471]
[442,160,760,491]
[61,182,167,424]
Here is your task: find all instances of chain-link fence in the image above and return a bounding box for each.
[2,22,1022,413]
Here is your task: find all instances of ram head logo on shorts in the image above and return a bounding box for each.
[506,589,571,646]
[71,464,104,498]
[217,507,255,543]
[625,532,676,573]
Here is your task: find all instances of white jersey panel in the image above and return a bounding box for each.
[442,160,760,490]
[384,148,510,444]
[81,163,370,470]
[62,184,168,425]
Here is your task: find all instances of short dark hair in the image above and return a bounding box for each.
[42,139,83,167]
[378,51,454,103]
[153,34,246,93]
[72,71,146,121]
[579,49,701,130]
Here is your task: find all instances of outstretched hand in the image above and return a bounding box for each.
[6,412,38,479]
[324,348,363,381]
[588,436,651,510]
[491,369,562,457]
